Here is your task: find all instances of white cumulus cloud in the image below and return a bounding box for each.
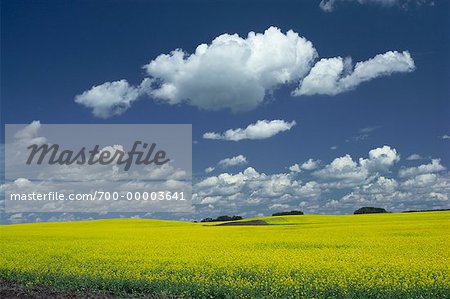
[294,51,415,96]
[193,145,449,217]
[398,159,446,178]
[218,155,248,168]
[203,119,296,141]
[289,164,302,173]
[314,145,399,188]
[75,80,141,118]
[144,27,317,111]
[359,145,400,172]
[314,154,368,186]
[301,158,321,170]
[75,27,416,118]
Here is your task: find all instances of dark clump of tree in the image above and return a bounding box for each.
[200,215,243,222]
[272,210,304,216]
[354,207,387,214]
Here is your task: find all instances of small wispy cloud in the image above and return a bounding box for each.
[204,167,215,173]
[359,126,380,134]
[319,0,434,13]
[203,120,296,141]
[346,126,380,143]
[406,154,423,161]
[217,155,248,168]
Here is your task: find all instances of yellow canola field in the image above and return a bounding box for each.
[1,212,449,298]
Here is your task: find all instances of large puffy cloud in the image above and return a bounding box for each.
[398,159,446,178]
[294,51,415,95]
[75,27,415,118]
[203,119,296,141]
[143,27,317,111]
[319,0,434,12]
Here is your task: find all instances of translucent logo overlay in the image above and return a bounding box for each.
[4,123,192,213]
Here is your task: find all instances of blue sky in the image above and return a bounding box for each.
[1,0,449,222]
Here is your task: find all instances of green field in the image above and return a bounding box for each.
[1,212,449,298]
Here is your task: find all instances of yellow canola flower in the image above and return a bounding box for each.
[0,212,449,298]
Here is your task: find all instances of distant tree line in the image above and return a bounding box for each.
[402,208,450,213]
[200,215,243,222]
[272,210,304,216]
[197,206,447,222]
